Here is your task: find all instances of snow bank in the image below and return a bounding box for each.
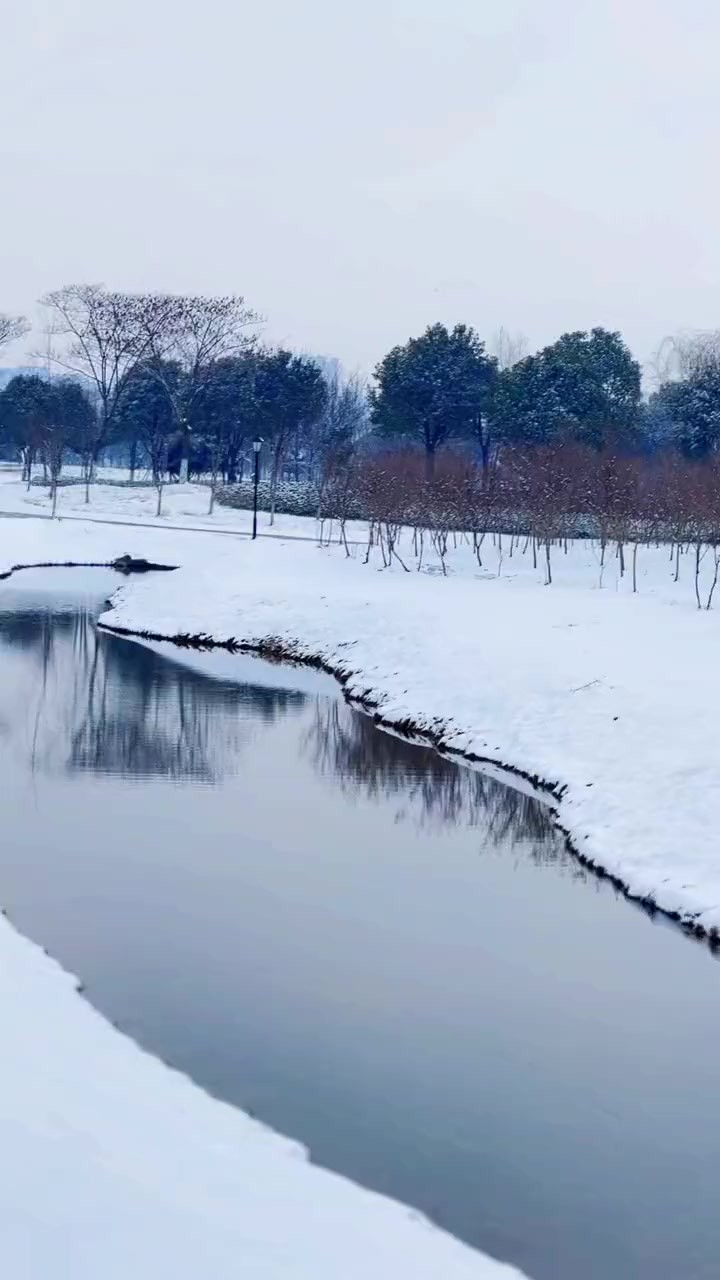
[0,908,524,1280]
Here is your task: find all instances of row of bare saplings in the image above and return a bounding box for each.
[317,442,720,608]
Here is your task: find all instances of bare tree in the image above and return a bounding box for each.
[144,294,260,477]
[45,423,65,518]
[0,312,29,353]
[490,326,527,370]
[651,330,720,387]
[316,372,368,464]
[40,285,173,499]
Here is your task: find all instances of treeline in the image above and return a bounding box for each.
[2,292,720,514]
[369,322,720,468]
[0,286,367,514]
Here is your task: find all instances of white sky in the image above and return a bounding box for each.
[2,0,720,373]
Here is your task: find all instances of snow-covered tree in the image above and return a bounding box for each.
[371,323,497,477]
[491,328,642,448]
[650,331,720,457]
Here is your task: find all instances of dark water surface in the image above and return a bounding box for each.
[0,569,718,1280]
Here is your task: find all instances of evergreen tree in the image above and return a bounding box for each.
[650,370,720,457]
[371,323,497,476]
[492,328,641,448]
[0,375,54,471]
[253,350,327,518]
[117,361,180,481]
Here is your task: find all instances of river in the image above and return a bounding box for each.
[0,568,718,1280]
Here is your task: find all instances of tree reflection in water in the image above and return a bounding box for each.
[305,701,579,870]
[0,604,306,782]
[1,594,578,877]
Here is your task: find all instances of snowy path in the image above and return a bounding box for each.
[0,504,351,544]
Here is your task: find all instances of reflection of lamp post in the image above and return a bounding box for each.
[252,436,263,540]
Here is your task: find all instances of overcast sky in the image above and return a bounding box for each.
[2,0,720,374]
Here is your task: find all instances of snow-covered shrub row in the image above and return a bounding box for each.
[216,479,366,519]
[30,476,151,489]
[216,479,318,516]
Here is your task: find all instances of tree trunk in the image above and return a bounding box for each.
[424,445,436,482]
[208,464,219,515]
[129,438,138,482]
[706,548,720,611]
[478,416,491,476]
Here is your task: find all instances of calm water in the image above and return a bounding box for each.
[0,570,719,1280]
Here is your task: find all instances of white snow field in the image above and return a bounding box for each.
[0,465,341,540]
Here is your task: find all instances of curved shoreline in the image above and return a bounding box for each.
[97,614,720,954]
[4,550,717,951]
[0,556,176,581]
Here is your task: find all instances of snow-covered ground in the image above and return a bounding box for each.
[0,464,344,541]
[1,462,720,1278]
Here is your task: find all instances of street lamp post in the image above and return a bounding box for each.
[252,436,262,540]
[180,415,189,483]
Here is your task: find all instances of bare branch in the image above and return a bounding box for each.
[0,312,30,353]
[145,293,261,431]
[653,330,720,385]
[38,284,178,479]
[490,326,527,371]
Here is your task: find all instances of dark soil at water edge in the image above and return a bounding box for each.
[98,615,719,952]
